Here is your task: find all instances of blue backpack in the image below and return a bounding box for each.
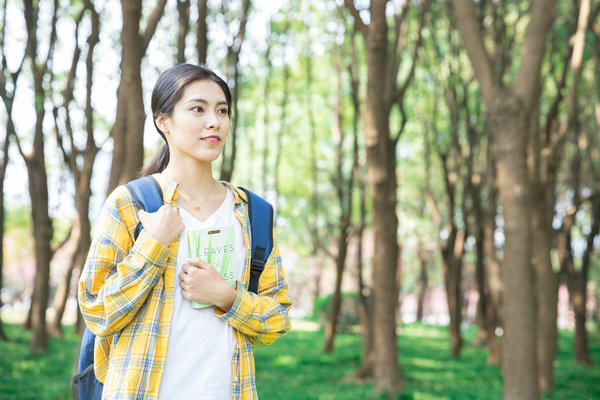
[72,176,274,400]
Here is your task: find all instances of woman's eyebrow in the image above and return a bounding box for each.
[185,98,228,106]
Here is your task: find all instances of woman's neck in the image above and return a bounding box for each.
[162,160,217,197]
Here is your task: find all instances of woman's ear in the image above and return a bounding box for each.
[155,115,169,135]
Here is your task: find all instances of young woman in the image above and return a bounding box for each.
[78,64,291,400]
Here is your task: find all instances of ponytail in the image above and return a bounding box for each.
[140,144,170,176]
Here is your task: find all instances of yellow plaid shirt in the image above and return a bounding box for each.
[78,173,291,400]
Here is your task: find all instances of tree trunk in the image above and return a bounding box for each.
[107,0,167,192]
[363,30,402,393]
[344,0,426,394]
[48,0,99,337]
[452,0,556,396]
[441,237,464,357]
[273,18,290,207]
[323,38,352,353]
[0,1,18,338]
[569,273,591,364]
[492,99,539,399]
[483,148,502,366]
[20,0,60,353]
[220,0,251,182]
[416,241,429,322]
[196,0,208,64]
[26,150,54,353]
[176,0,190,64]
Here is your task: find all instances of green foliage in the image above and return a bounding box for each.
[311,292,361,332]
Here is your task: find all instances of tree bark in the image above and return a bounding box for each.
[0,0,25,341]
[451,0,556,397]
[344,0,425,394]
[196,0,208,64]
[220,0,251,182]
[323,35,354,352]
[176,0,190,64]
[483,141,502,366]
[19,0,60,353]
[415,241,429,322]
[107,0,167,192]
[360,2,402,393]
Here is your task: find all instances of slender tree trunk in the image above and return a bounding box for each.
[324,38,354,351]
[196,0,208,64]
[176,0,190,64]
[107,0,167,192]
[20,0,60,353]
[347,30,373,378]
[220,0,251,182]
[261,24,272,193]
[0,133,9,341]
[416,241,429,322]
[0,0,17,339]
[483,144,502,366]
[273,19,290,206]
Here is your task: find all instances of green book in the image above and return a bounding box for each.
[186,225,237,309]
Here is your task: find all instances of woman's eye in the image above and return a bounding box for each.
[218,108,228,115]
[192,106,204,113]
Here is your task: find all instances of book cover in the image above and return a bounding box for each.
[186,225,237,309]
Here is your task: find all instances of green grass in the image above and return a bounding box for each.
[0,322,598,399]
[0,324,78,400]
[254,323,600,400]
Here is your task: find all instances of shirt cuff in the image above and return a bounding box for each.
[214,282,249,324]
[131,229,171,269]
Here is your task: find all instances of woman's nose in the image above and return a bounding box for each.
[206,111,219,129]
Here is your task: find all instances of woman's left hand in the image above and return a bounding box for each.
[179,259,236,311]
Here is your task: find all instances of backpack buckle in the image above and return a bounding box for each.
[250,258,265,276]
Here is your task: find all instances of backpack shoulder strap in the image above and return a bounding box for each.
[125,176,164,240]
[239,187,273,294]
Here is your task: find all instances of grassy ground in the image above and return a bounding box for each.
[0,322,598,399]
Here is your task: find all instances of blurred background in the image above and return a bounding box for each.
[0,0,599,399]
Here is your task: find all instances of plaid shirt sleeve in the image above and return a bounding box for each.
[215,231,292,346]
[78,185,171,338]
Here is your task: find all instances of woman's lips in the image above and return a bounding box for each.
[201,135,220,143]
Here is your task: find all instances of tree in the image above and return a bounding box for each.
[18,0,59,353]
[49,0,100,336]
[343,0,425,396]
[107,0,167,192]
[196,0,208,64]
[451,0,557,398]
[176,0,191,64]
[219,0,252,182]
[323,13,358,353]
[0,0,27,342]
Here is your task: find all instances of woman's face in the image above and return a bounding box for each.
[158,79,230,164]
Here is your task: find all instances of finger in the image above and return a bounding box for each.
[181,263,195,274]
[187,258,209,269]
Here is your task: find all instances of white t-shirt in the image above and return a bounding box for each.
[158,188,245,400]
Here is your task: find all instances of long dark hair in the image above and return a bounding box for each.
[141,64,232,176]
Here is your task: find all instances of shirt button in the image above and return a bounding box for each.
[228,317,234,322]
[234,376,239,383]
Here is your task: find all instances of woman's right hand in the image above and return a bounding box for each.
[138,205,184,247]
